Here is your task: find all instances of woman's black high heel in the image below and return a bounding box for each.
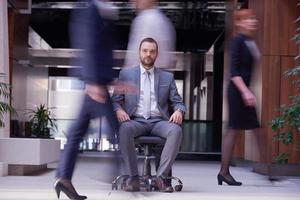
[217,174,242,186]
[54,179,87,200]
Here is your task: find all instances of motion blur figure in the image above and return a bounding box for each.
[124,0,176,68]
[54,1,120,199]
[217,9,265,186]
[123,0,177,186]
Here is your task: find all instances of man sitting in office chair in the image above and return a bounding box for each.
[112,37,186,193]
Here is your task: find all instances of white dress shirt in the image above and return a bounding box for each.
[134,65,162,118]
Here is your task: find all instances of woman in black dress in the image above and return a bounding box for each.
[217,9,263,186]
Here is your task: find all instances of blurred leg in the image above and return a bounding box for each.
[56,112,90,180]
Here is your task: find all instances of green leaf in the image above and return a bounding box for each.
[273,131,294,145]
[0,75,16,127]
[271,117,285,131]
[273,153,289,164]
[26,104,57,138]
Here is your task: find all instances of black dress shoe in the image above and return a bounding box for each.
[217,174,242,186]
[123,175,140,192]
[156,176,174,193]
[54,178,87,200]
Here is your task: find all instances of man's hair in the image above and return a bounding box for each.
[139,37,158,51]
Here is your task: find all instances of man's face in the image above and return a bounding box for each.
[139,41,158,69]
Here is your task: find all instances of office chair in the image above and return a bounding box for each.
[112,136,183,192]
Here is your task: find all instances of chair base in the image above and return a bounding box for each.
[112,175,183,192]
[113,136,183,192]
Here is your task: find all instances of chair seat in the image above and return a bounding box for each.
[135,136,165,144]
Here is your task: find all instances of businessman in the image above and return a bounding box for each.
[112,37,186,193]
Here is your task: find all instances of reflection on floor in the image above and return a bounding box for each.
[0,156,300,200]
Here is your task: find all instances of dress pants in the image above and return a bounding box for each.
[119,117,182,177]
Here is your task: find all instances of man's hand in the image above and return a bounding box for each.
[241,90,256,107]
[116,109,130,123]
[169,110,183,125]
[85,84,107,103]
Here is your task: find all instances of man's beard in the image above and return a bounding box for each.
[141,57,155,67]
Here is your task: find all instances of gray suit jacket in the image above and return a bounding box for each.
[112,66,186,120]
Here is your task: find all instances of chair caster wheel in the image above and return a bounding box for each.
[174,185,182,191]
[112,183,118,190]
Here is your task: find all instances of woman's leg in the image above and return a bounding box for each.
[219,129,240,176]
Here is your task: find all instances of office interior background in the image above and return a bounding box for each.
[0,0,300,176]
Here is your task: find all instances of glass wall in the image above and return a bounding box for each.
[49,76,185,152]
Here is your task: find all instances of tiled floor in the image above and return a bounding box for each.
[0,156,299,200]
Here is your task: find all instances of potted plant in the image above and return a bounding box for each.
[1,103,60,174]
[26,104,57,138]
[0,73,15,128]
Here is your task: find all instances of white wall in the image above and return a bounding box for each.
[48,77,84,120]
[11,64,29,122]
[12,66,48,119]
[25,67,48,112]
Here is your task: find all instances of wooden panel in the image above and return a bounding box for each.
[278,0,292,56]
[233,132,245,159]
[249,0,265,54]
[8,8,15,86]
[280,57,296,114]
[261,55,281,163]
[288,0,299,55]
[263,0,281,55]
[12,13,29,60]
[248,0,299,164]
[280,57,300,164]
[250,0,298,56]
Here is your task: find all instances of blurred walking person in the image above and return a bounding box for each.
[54,1,120,199]
[125,0,176,69]
[217,9,264,186]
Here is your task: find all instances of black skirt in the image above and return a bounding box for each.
[227,83,260,130]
